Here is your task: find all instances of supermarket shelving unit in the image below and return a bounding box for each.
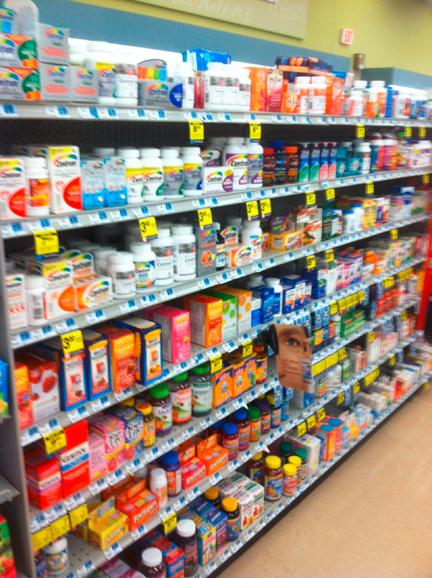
[0,103,430,578]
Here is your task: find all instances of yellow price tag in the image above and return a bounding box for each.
[306,255,316,270]
[338,298,347,313]
[356,124,365,139]
[51,514,71,540]
[352,382,360,395]
[337,392,345,405]
[325,188,335,202]
[401,310,408,321]
[32,526,53,551]
[383,277,394,289]
[390,229,398,240]
[34,229,59,256]
[329,301,338,316]
[423,380,430,391]
[210,355,223,374]
[325,249,334,263]
[404,126,412,138]
[353,292,359,305]
[163,511,177,535]
[246,201,259,220]
[325,356,334,370]
[389,354,396,366]
[43,428,67,455]
[197,208,212,228]
[317,408,325,421]
[260,198,272,217]
[419,126,426,139]
[69,503,89,528]
[364,370,377,387]
[358,290,366,303]
[60,330,84,356]
[365,182,374,196]
[346,295,353,309]
[306,192,316,207]
[338,348,347,361]
[139,217,158,241]
[368,332,374,343]
[297,422,307,436]
[306,415,316,430]
[242,340,253,358]
[249,122,261,141]
[189,120,204,143]
[422,174,430,184]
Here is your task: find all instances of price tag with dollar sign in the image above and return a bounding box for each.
[139,217,158,242]
[197,208,212,229]
[189,120,204,144]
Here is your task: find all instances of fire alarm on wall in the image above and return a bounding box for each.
[340,29,354,45]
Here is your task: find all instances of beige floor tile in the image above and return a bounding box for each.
[217,388,432,578]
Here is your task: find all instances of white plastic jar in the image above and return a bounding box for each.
[355,142,371,174]
[226,216,243,235]
[171,224,197,282]
[309,76,326,115]
[94,247,117,275]
[224,64,240,110]
[114,46,138,107]
[173,62,195,110]
[149,468,168,510]
[241,219,262,260]
[348,90,364,116]
[131,242,156,291]
[204,62,226,111]
[117,148,143,204]
[342,209,356,234]
[394,92,410,118]
[24,156,50,217]
[371,80,387,117]
[108,251,136,298]
[151,228,174,286]
[295,76,310,114]
[238,68,252,111]
[350,203,364,232]
[243,138,263,189]
[246,274,264,289]
[26,275,45,325]
[45,537,68,577]
[181,147,203,197]
[223,137,248,191]
[140,148,164,201]
[161,148,184,198]
[86,41,116,106]
[265,277,282,317]
[94,147,116,157]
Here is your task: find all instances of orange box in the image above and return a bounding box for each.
[280,90,299,114]
[244,67,267,112]
[101,475,133,501]
[97,326,136,392]
[177,439,196,463]
[117,489,158,532]
[229,352,256,394]
[185,295,223,348]
[197,434,229,476]
[223,356,245,399]
[325,76,344,115]
[116,479,146,507]
[316,424,337,461]
[15,361,33,430]
[212,364,232,409]
[74,274,112,312]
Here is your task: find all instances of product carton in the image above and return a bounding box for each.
[38,24,70,65]
[145,305,190,365]
[0,514,15,578]
[184,295,223,348]
[244,67,267,112]
[0,34,38,68]
[243,481,264,521]
[0,158,27,220]
[181,457,206,490]
[39,63,70,101]
[191,500,228,554]
[196,434,229,475]
[80,158,106,210]
[5,271,27,330]
[141,531,184,578]
[82,329,112,400]
[225,244,253,269]
[88,498,129,551]
[270,230,303,252]
[15,361,33,429]
[74,274,113,312]
[69,65,99,103]
[202,166,233,195]
[89,432,107,481]
[178,508,215,567]
[55,421,90,497]
[111,407,144,462]
[265,68,283,112]
[25,451,62,510]
[192,224,216,277]
[212,363,232,409]
[315,424,337,462]
[90,415,126,473]
[232,489,253,530]
[97,326,136,392]
[204,291,237,340]
[214,287,252,334]
[42,145,82,213]
[0,67,40,100]
[115,479,146,507]
[117,489,158,531]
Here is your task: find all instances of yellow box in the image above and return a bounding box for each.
[270,230,303,252]
[88,497,129,551]
[185,295,223,348]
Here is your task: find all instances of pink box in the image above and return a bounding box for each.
[265,68,283,112]
[89,415,126,473]
[89,432,107,481]
[144,305,191,364]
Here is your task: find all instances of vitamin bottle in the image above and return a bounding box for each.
[285,146,299,183]
[108,251,136,299]
[173,62,195,110]
[161,148,184,198]
[161,451,182,497]
[131,242,156,292]
[149,384,173,436]
[281,388,290,421]
[204,487,221,508]
[139,548,166,578]
[269,141,287,184]
[224,64,240,110]
[208,420,223,445]
[263,148,275,185]
[244,139,263,188]
[222,422,239,461]
[86,41,115,106]
[293,448,308,482]
[288,455,302,482]
[238,69,252,111]
[94,248,116,276]
[141,148,164,201]
[117,148,143,204]
[150,228,174,287]
[265,278,282,317]
[266,393,281,428]
[282,463,297,497]
[223,137,248,191]
[295,76,310,114]
[181,147,203,197]
[204,62,226,111]
[135,401,156,447]
[114,46,138,106]
[24,157,49,217]
[253,344,267,385]
[168,371,192,424]
[248,451,264,484]
[45,538,68,577]
[279,441,293,464]
[309,76,326,115]
[171,224,197,282]
[26,275,45,325]
[189,363,212,416]
[174,520,198,577]
[264,455,283,501]
[342,209,356,234]
[255,399,271,434]
[232,408,250,451]
[241,220,263,260]
[222,498,240,541]
[213,222,226,270]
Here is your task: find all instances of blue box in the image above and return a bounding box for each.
[81,329,112,400]
[251,286,274,324]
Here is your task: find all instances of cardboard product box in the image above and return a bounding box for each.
[315,424,337,462]
[297,433,321,475]
[117,489,158,531]
[181,457,206,491]
[38,24,70,64]
[15,361,33,429]
[138,79,182,108]
[0,158,27,221]
[55,420,90,497]
[265,68,283,112]
[82,329,112,400]
[243,481,264,521]
[214,287,252,334]
[97,325,136,392]
[89,432,107,481]
[39,63,70,101]
[223,356,245,399]
[0,514,15,578]
[25,451,62,510]
[146,305,191,365]
[270,230,303,252]
[244,67,267,112]
[232,489,253,530]
[202,166,233,195]
[0,67,40,100]
[88,498,129,551]
[197,434,229,476]
[0,359,8,419]
[212,363,232,409]
[141,531,184,578]
[90,415,126,473]
[192,502,228,554]
[69,65,98,103]
[0,33,38,68]
[177,508,216,567]
[184,295,223,349]
[111,406,144,462]
[203,290,237,341]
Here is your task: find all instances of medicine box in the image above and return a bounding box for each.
[178,508,215,567]
[82,329,112,400]
[0,67,41,100]
[38,24,70,65]
[44,145,82,213]
[89,432,107,481]
[25,450,62,510]
[212,364,232,409]
[215,287,252,334]
[39,63,70,102]
[117,489,158,532]
[147,305,191,365]
[97,325,136,392]
[111,406,144,462]
[225,244,253,269]
[181,457,206,491]
[69,65,99,103]
[88,497,129,551]
[141,531,184,578]
[0,158,27,221]
[138,79,182,108]
[185,295,223,348]
[0,34,38,68]
[245,67,267,112]
[204,291,237,340]
[5,271,27,330]
[55,421,90,497]
[90,415,126,473]
[15,361,33,429]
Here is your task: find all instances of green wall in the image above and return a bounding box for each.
[58,0,432,76]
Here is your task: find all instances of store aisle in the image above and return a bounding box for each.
[218,387,432,578]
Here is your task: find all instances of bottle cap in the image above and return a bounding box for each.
[232,408,247,421]
[162,451,180,467]
[150,468,167,482]
[141,548,163,568]
[251,451,263,461]
[294,448,308,461]
[176,519,196,538]
[150,384,169,399]
[265,455,281,469]
[283,464,297,476]
[248,406,260,420]
[222,497,238,513]
[191,362,210,375]
[135,401,152,416]
[204,487,219,501]
[222,422,238,436]
[279,441,293,455]
[170,372,188,382]
[288,455,302,467]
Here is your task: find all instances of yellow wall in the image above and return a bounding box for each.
[69,0,432,75]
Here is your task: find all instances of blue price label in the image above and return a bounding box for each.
[99,211,108,221]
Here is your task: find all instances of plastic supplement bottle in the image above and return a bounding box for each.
[223,137,248,191]
[161,148,184,198]
[224,64,240,111]
[241,220,262,260]
[24,157,50,217]
[173,62,195,110]
[141,148,164,201]
[244,138,263,188]
[342,209,356,234]
[86,41,116,106]
[171,224,196,282]
[174,519,198,577]
[189,363,212,416]
[213,222,226,270]
[94,247,117,275]
[114,46,138,107]
[238,69,252,111]
[151,228,174,287]
[204,62,226,111]
[182,147,203,197]
[117,148,143,204]
[139,548,166,578]
[131,242,156,291]
[265,277,282,317]
[309,76,326,115]
[108,252,136,298]
[26,275,45,326]
[295,76,310,114]
[45,537,68,577]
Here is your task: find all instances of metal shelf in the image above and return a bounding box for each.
[2,168,431,241]
[0,475,19,504]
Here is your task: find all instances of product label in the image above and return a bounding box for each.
[238,424,250,451]
[270,408,281,428]
[225,153,248,187]
[191,381,212,415]
[63,354,87,408]
[227,516,240,541]
[95,61,116,98]
[283,475,297,497]
[163,166,184,197]
[249,465,263,484]
[171,387,192,423]
[247,154,263,186]
[222,435,239,461]
[142,417,156,447]
[46,548,68,574]
[112,269,136,297]
[29,178,50,208]
[256,358,267,384]
[250,421,261,443]
[173,242,196,279]
[115,69,137,99]
[135,260,156,290]
[88,340,110,396]
[153,246,173,282]
[216,244,225,268]
[183,541,199,574]
[152,401,173,436]
[166,468,182,496]
[126,167,144,203]
[183,163,203,191]
[142,167,164,199]
[264,472,283,500]
[261,413,271,433]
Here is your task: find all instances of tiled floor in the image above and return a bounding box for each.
[218,387,432,578]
